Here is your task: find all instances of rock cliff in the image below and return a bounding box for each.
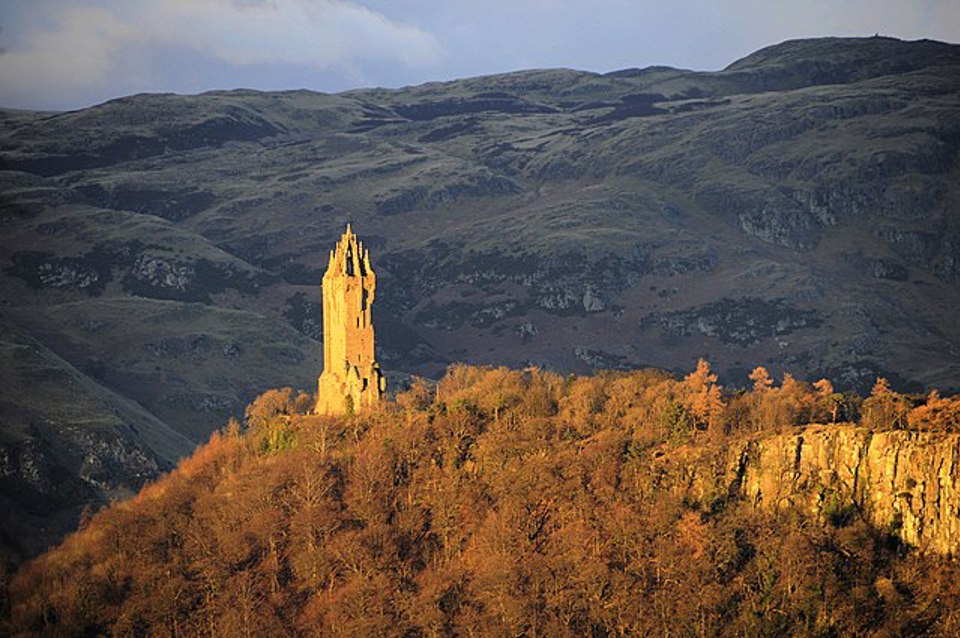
[735,425,960,555]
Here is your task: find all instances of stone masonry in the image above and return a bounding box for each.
[315,224,385,414]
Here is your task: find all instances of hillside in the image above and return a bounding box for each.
[4,366,960,636]
[1,35,960,559]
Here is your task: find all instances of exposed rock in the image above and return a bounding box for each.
[582,285,605,312]
[118,253,271,302]
[516,321,538,341]
[879,227,940,268]
[652,297,821,346]
[129,255,194,292]
[37,261,100,290]
[872,258,909,281]
[0,440,61,501]
[220,342,242,358]
[66,425,161,491]
[693,184,822,249]
[737,205,819,250]
[933,237,960,283]
[536,288,580,312]
[735,425,960,555]
[574,346,630,370]
[415,298,525,330]
[7,251,108,294]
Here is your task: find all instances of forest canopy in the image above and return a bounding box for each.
[5,362,960,637]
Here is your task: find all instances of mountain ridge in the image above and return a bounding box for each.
[1,35,959,561]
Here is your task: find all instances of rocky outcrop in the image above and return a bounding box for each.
[7,250,109,294]
[649,297,821,346]
[736,425,960,555]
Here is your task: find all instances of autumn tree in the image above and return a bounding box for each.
[683,359,726,435]
[861,377,911,430]
[395,376,433,414]
[814,378,845,423]
[778,373,819,428]
[748,366,774,432]
[245,387,313,453]
[907,390,960,432]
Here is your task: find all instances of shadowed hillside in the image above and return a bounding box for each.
[4,364,960,636]
[2,35,960,562]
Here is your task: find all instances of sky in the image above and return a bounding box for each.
[1,0,958,111]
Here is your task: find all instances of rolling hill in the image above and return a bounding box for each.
[1,35,959,560]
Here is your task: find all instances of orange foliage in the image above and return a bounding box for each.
[683,359,726,434]
[862,377,912,430]
[5,365,958,637]
[908,390,960,431]
[749,366,773,393]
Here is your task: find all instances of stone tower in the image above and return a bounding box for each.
[315,224,385,415]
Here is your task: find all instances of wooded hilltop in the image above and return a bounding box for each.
[4,362,960,636]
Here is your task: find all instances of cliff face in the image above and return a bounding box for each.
[737,425,960,555]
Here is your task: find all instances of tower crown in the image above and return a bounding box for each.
[326,224,372,278]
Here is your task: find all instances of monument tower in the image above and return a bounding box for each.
[315,224,385,415]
